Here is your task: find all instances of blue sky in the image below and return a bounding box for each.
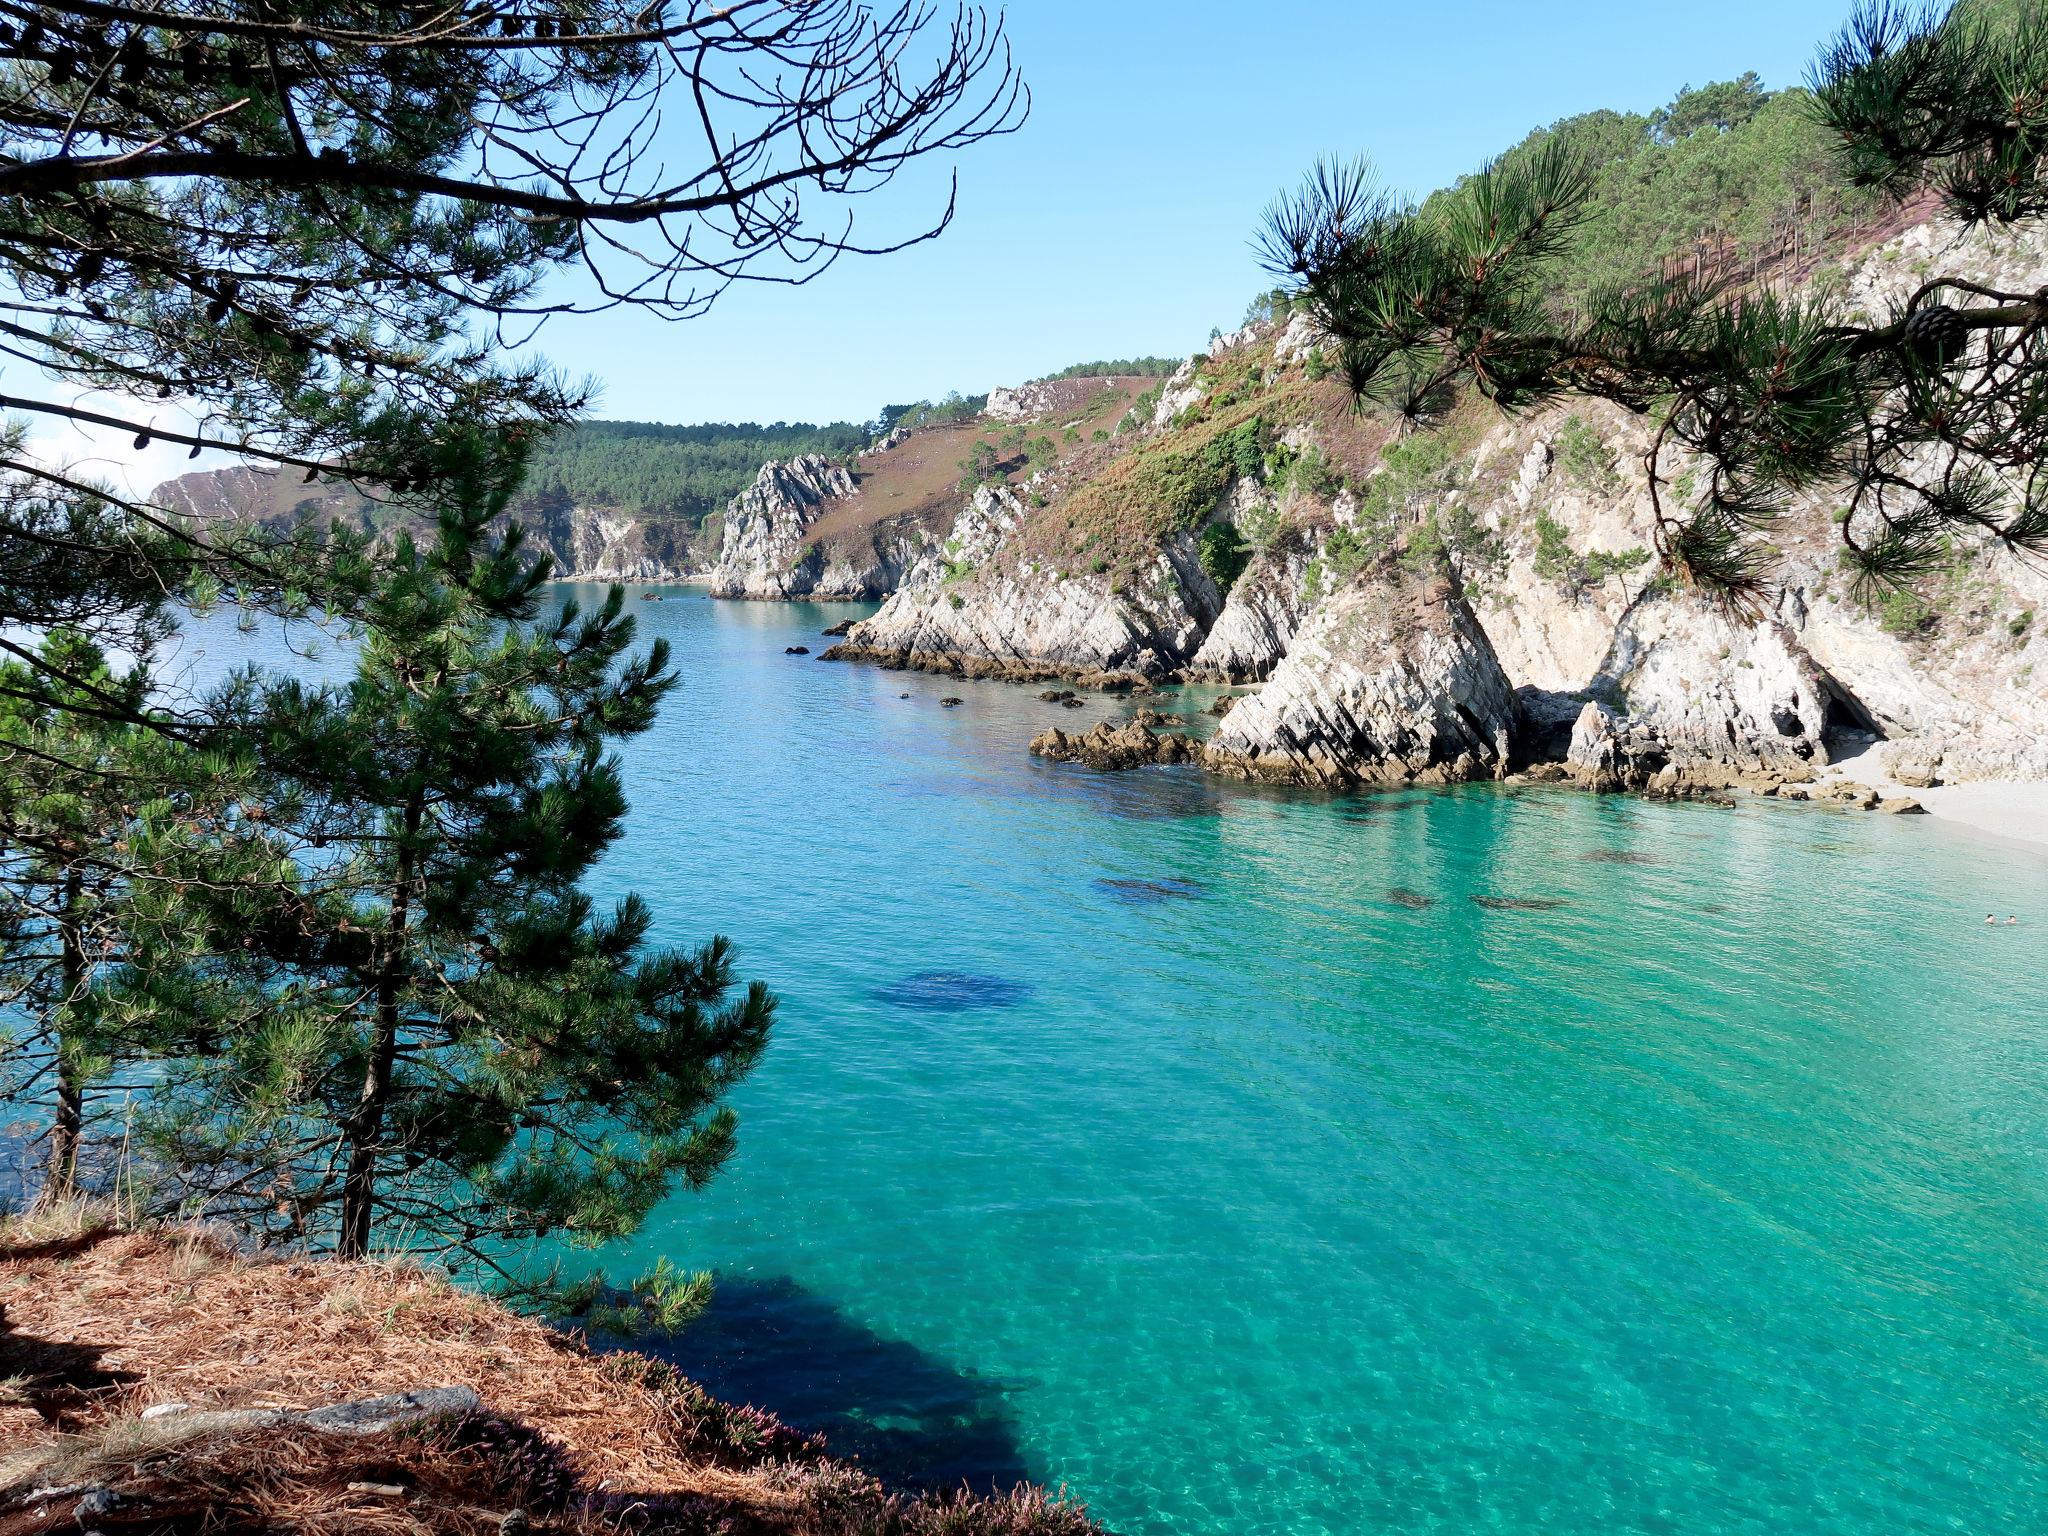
[536,0,1865,428]
[32,0,1869,494]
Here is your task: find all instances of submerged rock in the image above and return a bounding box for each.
[1094,877,1206,904]
[875,971,1032,1011]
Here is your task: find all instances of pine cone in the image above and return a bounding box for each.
[1902,303,1965,368]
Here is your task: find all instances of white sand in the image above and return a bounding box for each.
[1814,768,2048,855]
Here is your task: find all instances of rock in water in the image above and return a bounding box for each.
[1204,578,1516,786]
[784,645,809,655]
[1030,720,1197,771]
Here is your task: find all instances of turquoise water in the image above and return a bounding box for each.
[210,589,2048,1534]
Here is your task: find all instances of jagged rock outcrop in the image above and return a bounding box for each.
[1205,577,1517,787]
[826,487,1225,682]
[1186,526,1320,683]
[1029,719,1199,770]
[840,216,2048,791]
[708,454,928,599]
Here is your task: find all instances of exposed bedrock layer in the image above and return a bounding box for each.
[1204,577,1517,787]
[708,455,931,600]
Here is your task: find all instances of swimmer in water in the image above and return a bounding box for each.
[2008,916,2020,925]
[1987,913,1998,924]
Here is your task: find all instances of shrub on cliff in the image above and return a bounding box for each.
[1263,0,2048,602]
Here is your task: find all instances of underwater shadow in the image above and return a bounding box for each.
[874,971,1033,1011]
[649,1274,1037,1493]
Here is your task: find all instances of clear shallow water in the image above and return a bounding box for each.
[199,589,2048,1535]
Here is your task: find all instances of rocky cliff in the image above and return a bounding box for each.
[153,465,717,582]
[821,216,2048,791]
[1204,575,1517,787]
[705,453,933,600]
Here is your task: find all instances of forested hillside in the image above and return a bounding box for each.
[517,418,870,521]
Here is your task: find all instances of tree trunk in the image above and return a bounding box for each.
[337,797,421,1260]
[35,867,86,1211]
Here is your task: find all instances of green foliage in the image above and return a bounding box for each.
[1652,73,1769,141]
[1203,417,1269,483]
[1264,4,2048,599]
[958,440,1005,490]
[576,1257,717,1335]
[1046,387,1313,576]
[1550,415,1617,489]
[1307,430,1464,592]
[0,631,168,1208]
[1242,287,1297,328]
[1116,383,1168,436]
[1028,358,1182,384]
[1532,510,1651,591]
[1466,82,1878,320]
[883,392,991,435]
[519,420,868,526]
[1531,511,1576,582]
[1872,583,1938,637]
[1197,521,1252,591]
[121,495,773,1269]
[1263,439,1342,502]
[1302,347,1333,382]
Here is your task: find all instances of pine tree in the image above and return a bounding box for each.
[117,488,773,1276]
[0,2,1026,672]
[1260,0,2048,602]
[0,632,157,1206]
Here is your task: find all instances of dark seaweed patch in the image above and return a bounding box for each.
[874,971,1034,1011]
[1580,850,1658,865]
[1471,895,1567,911]
[1095,877,1205,905]
[1386,888,1436,909]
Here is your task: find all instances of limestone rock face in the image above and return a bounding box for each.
[1205,578,1517,787]
[1186,530,1319,683]
[708,454,911,600]
[1579,597,1832,782]
[828,491,1226,682]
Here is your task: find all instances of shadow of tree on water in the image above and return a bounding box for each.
[647,1274,1039,1494]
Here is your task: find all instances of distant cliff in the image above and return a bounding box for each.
[151,418,878,583]
[706,454,928,599]
[153,464,721,582]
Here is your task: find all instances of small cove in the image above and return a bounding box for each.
[187,587,2048,1536]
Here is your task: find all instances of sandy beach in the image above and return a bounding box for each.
[1816,769,2048,855]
